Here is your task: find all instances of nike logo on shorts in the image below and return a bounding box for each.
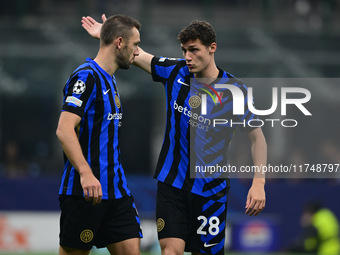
[204,242,218,248]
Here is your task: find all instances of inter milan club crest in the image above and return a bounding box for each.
[157,218,165,232]
[73,80,86,94]
[188,95,201,108]
[80,229,93,243]
[115,95,121,108]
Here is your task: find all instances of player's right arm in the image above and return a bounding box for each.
[134,47,153,74]
[81,14,153,74]
[56,111,102,205]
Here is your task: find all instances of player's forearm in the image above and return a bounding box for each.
[56,126,92,176]
[247,128,267,182]
[251,135,267,182]
[133,47,153,74]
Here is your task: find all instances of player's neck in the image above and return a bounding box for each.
[194,60,219,80]
[94,48,119,76]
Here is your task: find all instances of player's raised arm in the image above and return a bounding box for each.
[134,47,153,74]
[81,14,106,39]
[81,14,153,74]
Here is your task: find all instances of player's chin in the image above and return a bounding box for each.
[126,59,134,67]
[187,66,197,72]
[119,63,132,70]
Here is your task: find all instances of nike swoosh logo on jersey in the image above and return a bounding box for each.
[177,78,190,87]
[204,242,218,248]
[103,89,110,95]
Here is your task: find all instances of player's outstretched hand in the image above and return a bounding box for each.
[245,180,266,216]
[81,14,107,39]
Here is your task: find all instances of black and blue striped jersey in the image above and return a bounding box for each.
[151,56,256,202]
[59,58,130,200]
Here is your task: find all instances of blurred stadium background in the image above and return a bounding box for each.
[1,0,340,254]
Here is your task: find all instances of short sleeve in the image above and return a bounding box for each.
[231,82,258,131]
[151,56,182,84]
[62,70,96,118]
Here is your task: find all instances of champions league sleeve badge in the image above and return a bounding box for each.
[73,80,86,94]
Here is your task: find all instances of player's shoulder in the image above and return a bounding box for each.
[221,70,248,92]
[69,62,97,83]
[74,62,96,77]
[65,63,96,91]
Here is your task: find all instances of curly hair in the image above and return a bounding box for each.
[177,20,216,46]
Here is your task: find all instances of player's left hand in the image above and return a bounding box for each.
[245,180,266,216]
[81,14,107,39]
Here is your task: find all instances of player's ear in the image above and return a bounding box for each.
[209,42,217,54]
[115,37,124,49]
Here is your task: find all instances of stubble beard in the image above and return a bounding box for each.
[116,47,131,70]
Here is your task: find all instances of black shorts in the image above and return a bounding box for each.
[59,195,142,250]
[156,181,227,255]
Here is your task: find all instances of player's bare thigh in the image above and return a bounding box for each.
[106,237,141,255]
[59,245,90,255]
[159,237,185,255]
[159,238,212,255]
